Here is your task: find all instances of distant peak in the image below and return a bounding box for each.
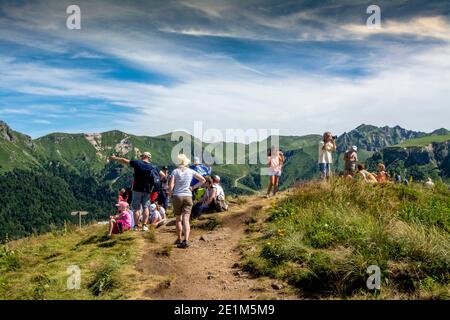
[431,128,450,136]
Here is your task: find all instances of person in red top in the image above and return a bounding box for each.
[118,188,128,202]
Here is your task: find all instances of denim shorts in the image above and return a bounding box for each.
[319,163,332,176]
[131,191,151,211]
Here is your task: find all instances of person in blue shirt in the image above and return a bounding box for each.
[190,156,212,200]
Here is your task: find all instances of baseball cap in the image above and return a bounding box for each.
[352,146,358,151]
[150,203,157,211]
[193,156,200,164]
[140,151,152,159]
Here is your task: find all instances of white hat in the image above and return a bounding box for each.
[150,203,157,211]
[352,146,358,151]
[193,156,200,164]
[141,151,152,159]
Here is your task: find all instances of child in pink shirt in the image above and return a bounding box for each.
[108,201,132,237]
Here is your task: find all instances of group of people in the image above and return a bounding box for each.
[105,131,437,243]
[107,152,228,249]
[318,131,436,186]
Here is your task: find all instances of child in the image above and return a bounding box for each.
[108,201,132,237]
[149,203,167,227]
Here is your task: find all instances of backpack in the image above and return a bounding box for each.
[146,165,161,193]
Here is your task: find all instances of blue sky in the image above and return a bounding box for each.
[0,0,449,139]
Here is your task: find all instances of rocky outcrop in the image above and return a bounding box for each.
[337,124,426,152]
[366,141,450,178]
[0,120,16,142]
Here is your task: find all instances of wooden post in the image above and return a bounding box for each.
[70,211,89,230]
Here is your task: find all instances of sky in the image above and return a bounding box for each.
[0,0,449,140]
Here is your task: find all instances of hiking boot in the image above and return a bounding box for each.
[141,225,149,232]
[174,238,182,245]
[177,240,190,249]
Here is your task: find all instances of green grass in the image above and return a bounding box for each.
[395,134,450,147]
[0,224,143,300]
[241,179,450,299]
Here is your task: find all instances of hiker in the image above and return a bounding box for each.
[344,146,358,177]
[190,156,212,201]
[193,175,228,218]
[158,166,170,209]
[318,132,337,180]
[108,152,166,232]
[355,164,378,183]
[266,146,285,198]
[376,163,389,183]
[424,177,435,188]
[149,203,166,226]
[108,201,132,237]
[192,176,213,219]
[169,154,206,248]
[118,188,128,202]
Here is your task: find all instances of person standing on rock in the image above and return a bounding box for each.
[318,132,337,180]
[169,154,206,248]
[109,152,166,232]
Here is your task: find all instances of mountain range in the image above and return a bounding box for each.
[1,120,450,189]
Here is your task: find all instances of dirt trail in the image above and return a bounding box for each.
[135,194,299,300]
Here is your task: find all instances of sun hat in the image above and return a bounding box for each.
[115,201,129,208]
[177,154,191,167]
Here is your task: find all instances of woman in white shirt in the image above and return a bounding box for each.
[318,132,337,180]
[169,154,206,248]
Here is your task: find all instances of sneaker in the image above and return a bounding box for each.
[132,225,139,231]
[174,239,182,245]
[177,240,190,249]
[141,225,149,232]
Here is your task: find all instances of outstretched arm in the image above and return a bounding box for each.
[109,155,130,166]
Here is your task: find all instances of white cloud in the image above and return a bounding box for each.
[0,1,449,140]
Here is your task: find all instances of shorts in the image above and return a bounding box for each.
[131,191,151,212]
[319,163,332,177]
[344,163,356,175]
[268,169,281,177]
[171,195,193,216]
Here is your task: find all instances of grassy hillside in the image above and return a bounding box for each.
[395,134,450,147]
[241,180,450,299]
[0,224,153,299]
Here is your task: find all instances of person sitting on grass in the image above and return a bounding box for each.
[192,175,228,218]
[192,176,213,219]
[108,201,132,237]
[355,164,378,183]
[149,202,167,227]
[376,163,389,183]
